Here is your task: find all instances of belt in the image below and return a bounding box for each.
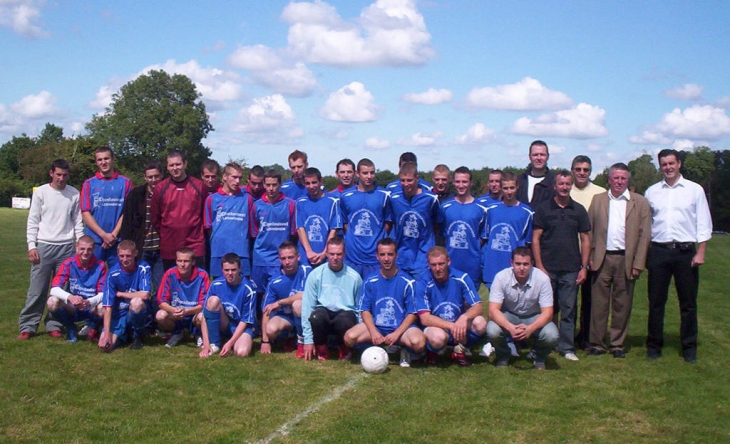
[606,250,625,255]
[651,242,694,250]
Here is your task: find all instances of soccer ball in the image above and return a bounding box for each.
[361,346,389,374]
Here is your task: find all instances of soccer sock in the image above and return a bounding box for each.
[294,316,303,338]
[173,320,183,335]
[204,307,221,347]
[131,308,148,338]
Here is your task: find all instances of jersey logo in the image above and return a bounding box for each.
[448,223,470,250]
[490,223,518,252]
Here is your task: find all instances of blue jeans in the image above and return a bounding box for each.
[487,313,559,363]
[142,250,164,299]
[549,270,579,354]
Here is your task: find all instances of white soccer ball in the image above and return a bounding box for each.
[361,346,389,374]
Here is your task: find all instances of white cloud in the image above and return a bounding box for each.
[672,139,695,151]
[628,131,672,145]
[231,94,304,144]
[282,0,434,68]
[229,44,285,71]
[655,105,730,140]
[664,83,703,101]
[549,145,566,154]
[398,131,442,147]
[402,88,452,105]
[511,103,609,139]
[465,77,574,111]
[319,82,378,122]
[715,96,730,108]
[364,136,390,150]
[586,143,603,152]
[453,123,496,145]
[10,90,59,118]
[228,45,318,97]
[0,0,48,39]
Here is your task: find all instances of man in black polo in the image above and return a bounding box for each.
[532,170,590,362]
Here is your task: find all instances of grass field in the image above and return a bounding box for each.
[1,207,729,443]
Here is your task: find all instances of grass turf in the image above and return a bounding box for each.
[0,207,728,443]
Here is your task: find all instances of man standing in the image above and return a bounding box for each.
[587,163,651,358]
[416,247,486,367]
[533,171,590,362]
[486,247,558,370]
[47,235,106,343]
[19,159,84,340]
[119,160,164,295]
[339,158,393,278]
[301,237,363,361]
[439,167,488,288]
[296,167,340,267]
[344,238,426,367]
[151,150,207,270]
[431,164,453,204]
[516,140,555,207]
[329,159,356,199]
[570,155,605,350]
[386,152,433,194]
[200,159,220,195]
[245,165,265,201]
[478,169,503,206]
[81,146,133,267]
[281,150,309,200]
[389,162,440,280]
[644,149,712,363]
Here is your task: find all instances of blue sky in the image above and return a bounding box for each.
[2,0,730,175]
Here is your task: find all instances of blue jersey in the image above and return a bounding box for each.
[157,267,210,309]
[359,271,417,331]
[103,261,151,317]
[386,178,433,194]
[281,179,307,201]
[415,268,481,322]
[477,195,502,207]
[205,189,255,259]
[481,202,534,284]
[296,193,341,266]
[339,186,392,266]
[262,264,311,316]
[52,255,107,298]
[252,193,297,267]
[389,189,439,274]
[205,275,257,324]
[81,171,133,244]
[439,197,489,284]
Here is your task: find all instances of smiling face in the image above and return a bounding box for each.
[554,174,573,198]
[376,243,397,273]
[336,163,355,188]
[201,167,219,190]
[304,174,323,199]
[118,248,137,272]
[452,172,471,198]
[571,162,591,189]
[659,154,681,184]
[399,172,418,197]
[76,238,95,265]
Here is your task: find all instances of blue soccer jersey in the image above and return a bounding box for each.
[339,186,393,266]
[262,264,311,316]
[205,189,255,259]
[52,255,108,298]
[439,197,489,285]
[81,171,133,244]
[252,193,297,267]
[205,275,257,325]
[281,179,307,201]
[415,268,481,322]
[359,271,417,332]
[389,189,439,275]
[481,202,534,285]
[296,193,341,266]
[157,267,210,309]
[477,194,502,207]
[386,178,433,194]
[103,261,151,317]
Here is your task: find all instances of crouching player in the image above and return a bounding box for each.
[156,248,210,348]
[98,240,152,351]
[416,246,486,366]
[47,235,107,343]
[198,253,257,358]
[344,238,426,367]
[260,241,310,357]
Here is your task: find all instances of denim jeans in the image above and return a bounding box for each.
[486,313,559,363]
[549,270,579,354]
[142,250,164,299]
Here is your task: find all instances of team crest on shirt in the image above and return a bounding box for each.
[434,302,459,322]
[352,209,380,237]
[399,212,424,239]
[375,297,404,328]
[304,215,326,243]
[447,221,476,250]
[490,223,518,252]
[222,302,241,321]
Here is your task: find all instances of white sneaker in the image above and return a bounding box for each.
[165,332,184,348]
[399,348,411,368]
[196,336,204,347]
[564,352,579,361]
[78,325,90,337]
[479,342,494,358]
[208,344,220,355]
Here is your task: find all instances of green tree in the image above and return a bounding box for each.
[627,154,661,194]
[681,146,715,190]
[86,69,213,176]
[711,150,730,232]
[0,134,34,180]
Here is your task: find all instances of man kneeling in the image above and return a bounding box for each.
[156,248,210,347]
[487,247,559,370]
[48,235,107,343]
[344,238,426,367]
[198,253,257,358]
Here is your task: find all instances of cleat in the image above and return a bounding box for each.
[196,336,204,348]
[130,336,144,350]
[165,332,184,348]
[209,344,220,355]
[425,350,439,366]
[399,348,411,368]
[338,344,352,361]
[296,343,305,359]
[450,351,471,367]
[563,352,579,361]
[48,330,63,339]
[66,326,78,344]
[480,342,495,358]
[78,325,90,337]
[507,340,519,357]
[18,332,34,340]
[496,358,510,368]
[316,344,330,361]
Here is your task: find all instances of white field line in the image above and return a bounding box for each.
[252,372,367,444]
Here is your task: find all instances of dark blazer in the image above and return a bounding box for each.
[588,191,651,278]
[516,167,556,208]
[119,184,148,259]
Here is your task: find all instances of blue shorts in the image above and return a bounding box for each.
[251,265,280,293]
[94,243,119,268]
[211,256,251,279]
[271,312,297,328]
[344,260,380,280]
[375,324,419,337]
[223,320,256,339]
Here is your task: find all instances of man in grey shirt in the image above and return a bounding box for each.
[486,246,559,370]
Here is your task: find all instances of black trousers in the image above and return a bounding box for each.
[310,308,356,346]
[575,270,593,348]
[646,244,699,353]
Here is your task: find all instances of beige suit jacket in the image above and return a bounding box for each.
[588,191,652,278]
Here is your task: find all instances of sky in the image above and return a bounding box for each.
[2,0,730,176]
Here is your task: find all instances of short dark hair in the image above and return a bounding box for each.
[177,247,196,259]
[399,152,417,166]
[288,150,308,164]
[571,155,592,170]
[489,169,503,177]
[51,158,70,172]
[167,149,186,163]
[554,169,572,184]
[336,159,355,171]
[529,140,549,155]
[326,236,345,248]
[357,158,375,172]
[398,162,418,177]
[144,160,162,173]
[453,166,472,180]
[201,159,220,173]
[658,149,681,164]
[94,146,113,157]
[501,171,517,183]
[223,162,243,176]
[279,240,297,252]
[512,246,533,260]
[264,169,282,184]
[221,252,241,267]
[377,237,397,249]
[303,167,322,181]
[249,165,265,177]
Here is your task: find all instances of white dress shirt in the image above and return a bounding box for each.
[606,189,629,251]
[644,175,712,243]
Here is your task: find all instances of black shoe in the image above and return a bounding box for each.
[587,348,606,356]
[646,349,661,359]
[683,349,697,363]
[130,336,144,350]
[612,350,626,359]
